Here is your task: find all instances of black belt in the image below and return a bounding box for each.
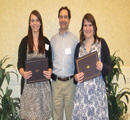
[51,73,74,81]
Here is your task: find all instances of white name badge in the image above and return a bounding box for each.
[91,50,97,53]
[45,44,49,51]
[65,48,71,55]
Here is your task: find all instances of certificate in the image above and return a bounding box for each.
[76,51,101,81]
[25,58,48,84]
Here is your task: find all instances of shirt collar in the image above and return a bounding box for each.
[59,28,70,36]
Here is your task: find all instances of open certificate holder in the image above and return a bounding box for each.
[76,51,101,81]
[25,58,48,84]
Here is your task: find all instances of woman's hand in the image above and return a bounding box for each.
[96,61,103,71]
[74,72,84,83]
[23,71,32,80]
[43,68,52,79]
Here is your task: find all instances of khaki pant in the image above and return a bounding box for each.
[52,78,76,120]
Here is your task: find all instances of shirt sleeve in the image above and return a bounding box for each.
[101,39,111,76]
[44,37,52,69]
[17,37,27,71]
[73,43,80,84]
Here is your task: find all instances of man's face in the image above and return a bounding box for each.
[59,9,70,31]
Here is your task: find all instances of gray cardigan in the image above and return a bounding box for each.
[17,36,52,94]
[74,39,111,84]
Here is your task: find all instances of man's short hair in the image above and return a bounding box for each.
[58,6,71,19]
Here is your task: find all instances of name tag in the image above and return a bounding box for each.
[45,44,49,51]
[65,48,71,55]
[91,50,96,52]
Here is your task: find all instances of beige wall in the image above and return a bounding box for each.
[0,0,130,67]
[0,0,130,119]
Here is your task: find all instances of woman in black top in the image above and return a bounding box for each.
[18,10,52,120]
[72,13,111,120]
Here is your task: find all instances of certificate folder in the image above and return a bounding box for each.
[25,58,48,84]
[76,51,101,81]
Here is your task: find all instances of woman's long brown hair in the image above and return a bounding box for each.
[28,10,45,54]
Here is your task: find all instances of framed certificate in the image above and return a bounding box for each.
[76,51,101,81]
[25,58,48,84]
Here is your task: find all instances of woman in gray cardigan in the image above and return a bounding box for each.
[72,13,111,120]
[17,10,52,120]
